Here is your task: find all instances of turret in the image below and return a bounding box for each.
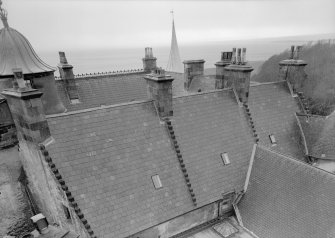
[0,3,65,114]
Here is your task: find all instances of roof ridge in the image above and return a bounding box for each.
[173,88,233,99]
[296,113,326,119]
[46,99,153,118]
[55,69,145,80]
[249,80,286,87]
[257,144,335,176]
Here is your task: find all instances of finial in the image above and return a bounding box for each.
[170,10,174,21]
[0,0,9,28]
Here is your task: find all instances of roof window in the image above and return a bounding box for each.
[220,152,230,165]
[70,99,80,104]
[62,204,71,221]
[151,175,163,189]
[269,134,277,145]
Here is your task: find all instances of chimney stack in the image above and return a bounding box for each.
[279,45,307,92]
[215,51,232,89]
[58,52,80,103]
[183,60,205,91]
[223,48,253,103]
[31,214,49,234]
[1,68,51,144]
[144,68,174,118]
[143,47,157,72]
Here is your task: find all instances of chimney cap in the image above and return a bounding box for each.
[144,69,174,83]
[30,213,46,223]
[183,59,205,64]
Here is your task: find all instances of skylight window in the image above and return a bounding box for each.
[269,134,277,145]
[220,152,230,165]
[70,99,80,104]
[151,175,163,189]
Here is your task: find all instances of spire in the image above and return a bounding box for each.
[0,1,9,28]
[166,11,183,73]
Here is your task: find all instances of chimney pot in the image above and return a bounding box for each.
[294,46,302,60]
[241,48,247,65]
[59,52,68,65]
[290,46,295,59]
[237,48,242,64]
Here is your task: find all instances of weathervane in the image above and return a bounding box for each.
[0,0,9,28]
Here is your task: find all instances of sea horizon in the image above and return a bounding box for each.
[39,33,335,76]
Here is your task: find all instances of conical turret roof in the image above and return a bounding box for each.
[0,2,55,76]
[166,19,183,73]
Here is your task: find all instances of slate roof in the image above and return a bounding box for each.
[47,101,194,238]
[46,90,255,238]
[56,71,192,112]
[239,145,335,238]
[172,90,254,205]
[248,81,304,159]
[297,113,335,160]
[55,73,148,111]
[188,75,216,93]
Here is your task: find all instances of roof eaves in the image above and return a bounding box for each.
[172,87,233,99]
[257,144,335,176]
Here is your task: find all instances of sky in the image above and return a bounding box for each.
[3,0,335,51]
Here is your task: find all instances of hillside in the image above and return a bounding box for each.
[252,40,335,115]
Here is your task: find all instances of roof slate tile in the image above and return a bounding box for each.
[239,146,335,238]
[47,102,193,238]
[55,73,148,111]
[172,90,254,206]
[248,82,304,159]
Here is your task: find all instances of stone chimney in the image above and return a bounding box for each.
[223,48,253,103]
[1,69,51,144]
[144,68,174,118]
[215,51,232,89]
[143,47,157,72]
[183,60,205,91]
[58,52,80,103]
[279,45,307,92]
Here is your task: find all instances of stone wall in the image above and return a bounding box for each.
[0,102,18,149]
[0,147,34,237]
[18,141,89,238]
